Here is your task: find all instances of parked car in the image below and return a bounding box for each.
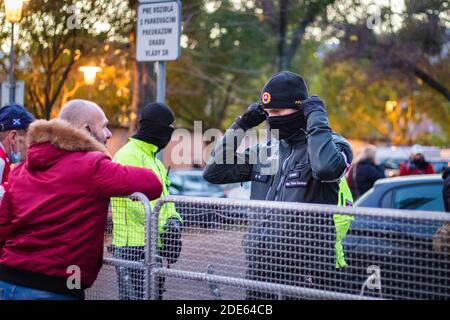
[342,175,450,299]
[379,157,403,177]
[354,174,444,210]
[168,169,226,227]
[169,169,226,198]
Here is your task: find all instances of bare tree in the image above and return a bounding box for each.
[257,0,336,71]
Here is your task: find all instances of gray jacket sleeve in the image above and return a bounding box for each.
[307,110,353,182]
[203,128,254,184]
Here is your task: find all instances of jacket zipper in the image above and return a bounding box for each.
[274,144,294,201]
[263,142,277,201]
[151,154,169,196]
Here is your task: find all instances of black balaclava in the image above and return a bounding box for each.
[133,102,175,151]
[267,111,306,140]
[260,71,309,140]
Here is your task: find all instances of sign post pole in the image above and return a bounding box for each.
[136,0,181,162]
[156,61,166,162]
[156,61,166,104]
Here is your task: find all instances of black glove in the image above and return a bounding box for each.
[301,96,326,118]
[160,218,183,265]
[232,103,268,131]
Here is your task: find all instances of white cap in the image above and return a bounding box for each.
[411,144,424,155]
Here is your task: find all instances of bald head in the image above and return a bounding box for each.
[58,99,112,145]
[59,100,103,127]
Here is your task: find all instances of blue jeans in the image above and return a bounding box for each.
[0,281,79,300]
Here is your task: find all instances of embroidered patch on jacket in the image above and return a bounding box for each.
[287,171,300,179]
[285,179,307,188]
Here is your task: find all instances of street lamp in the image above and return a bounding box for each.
[4,0,25,104]
[4,0,24,23]
[79,66,102,86]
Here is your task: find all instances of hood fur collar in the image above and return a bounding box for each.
[26,119,107,153]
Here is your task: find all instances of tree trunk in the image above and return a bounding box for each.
[129,30,140,134]
[128,62,157,134]
[138,63,157,111]
[277,0,289,71]
[128,1,157,134]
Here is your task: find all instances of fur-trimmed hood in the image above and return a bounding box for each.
[27,119,106,153]
[25,119,107,170]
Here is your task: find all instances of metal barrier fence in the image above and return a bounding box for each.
[152,196,450,300]
[87,194,450,300]
[86,193,152,300]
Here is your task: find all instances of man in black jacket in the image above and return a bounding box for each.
[203,71,353,299]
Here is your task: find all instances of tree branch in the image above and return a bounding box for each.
[413,65,450,101]
[286,0,337,69]
[277,0,289,71]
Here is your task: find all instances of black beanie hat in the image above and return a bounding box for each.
[260,71,309,109]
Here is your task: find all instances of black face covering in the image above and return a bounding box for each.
[267,110,306,140]
[134,122,174,151]
[412,155,428,170]
[133,103,175,151]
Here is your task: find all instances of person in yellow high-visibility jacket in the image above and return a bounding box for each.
[112,102,182,300]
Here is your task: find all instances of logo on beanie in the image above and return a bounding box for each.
[262,92,271,105]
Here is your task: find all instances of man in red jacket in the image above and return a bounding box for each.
[0,100,162,300]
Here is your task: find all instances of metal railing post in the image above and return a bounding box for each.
[128,192,153,300]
